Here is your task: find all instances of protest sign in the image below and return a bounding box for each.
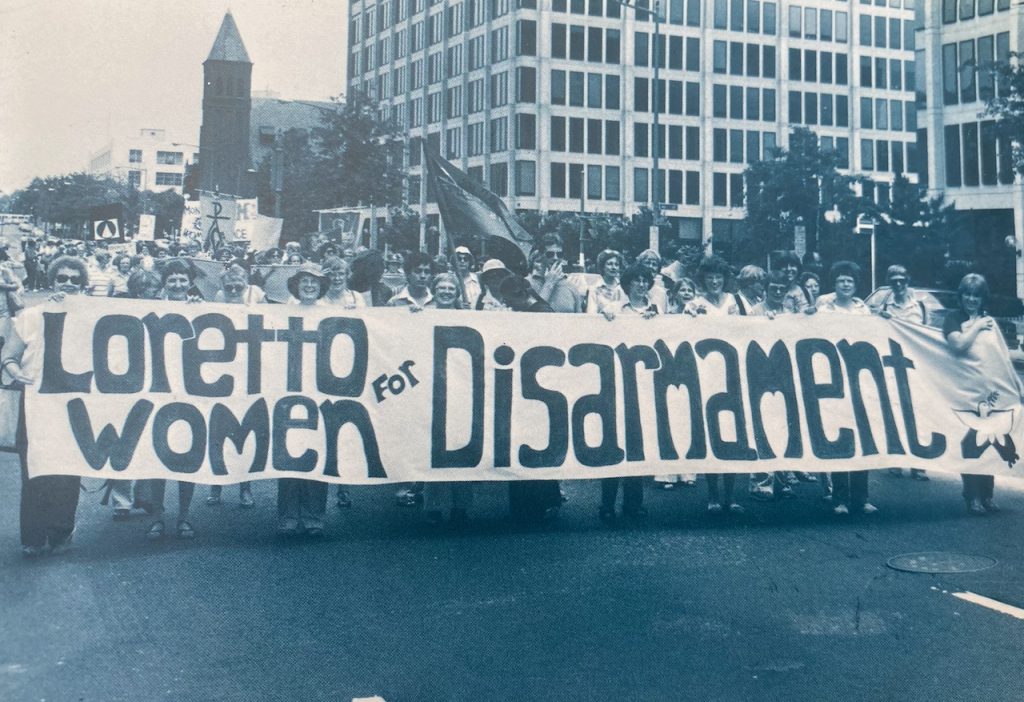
[199,194,237,249]
[21,299,1024,485]
[137,214,156,241]
[181,199,202,239]
[89,203,123,242]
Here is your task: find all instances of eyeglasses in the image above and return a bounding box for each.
[543,250,564,259]
[456,253,472,260]
[768,284,787,292]
[890,278,908,285]
[55,274,81,285]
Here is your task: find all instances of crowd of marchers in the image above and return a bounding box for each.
[0,232,1008,558]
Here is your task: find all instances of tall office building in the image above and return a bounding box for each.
[914,0,1023,297]
[347,0,917,254]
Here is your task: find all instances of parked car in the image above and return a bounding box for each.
[865,286,1023,351]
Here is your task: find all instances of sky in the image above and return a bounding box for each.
[0,0,349,194]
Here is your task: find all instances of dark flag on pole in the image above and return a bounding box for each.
[89,203,124,242]
[422,145,532,275]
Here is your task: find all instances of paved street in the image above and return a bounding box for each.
[1,461,1022,702]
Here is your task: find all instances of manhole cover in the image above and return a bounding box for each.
[887,552,997,574]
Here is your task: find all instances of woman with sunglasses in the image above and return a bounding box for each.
[213,262,266,305]
[878,265,929,481]
[2,256,89,556]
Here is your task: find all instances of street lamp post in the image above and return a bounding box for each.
[616,0,663,245]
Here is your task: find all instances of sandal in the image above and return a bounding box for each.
[146,520,165,541]
[176,520,196,539]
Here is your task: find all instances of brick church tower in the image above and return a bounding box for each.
[198,11,253,197]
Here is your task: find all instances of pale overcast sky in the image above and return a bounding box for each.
[0,0,349,193]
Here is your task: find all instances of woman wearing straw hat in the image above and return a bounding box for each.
[278,263,331,535]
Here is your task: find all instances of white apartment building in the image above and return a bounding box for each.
[915,0,1023,297]
[88,128,199,195]
[348,0,917,253]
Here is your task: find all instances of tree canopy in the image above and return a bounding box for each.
[256,90,405,237]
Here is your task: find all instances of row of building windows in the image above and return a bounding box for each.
[858,55,913,91]
[711,128,780,164]
[634,123,702,159]
[787,5,849,42]
[859,97,918,132]
[712,85,778,122]
[942,0,1011,25]
[712,41,777,78]
[787,91,851,128]
[860,138,914,174]
[713,0,778,35]
[550,163,622,201]
[633,78,701,116]
[943,120,1015,188]
[787,48,849,85]
[857,14,915,50]
[551,117,621,155]
[635,33,703,71]
[551,70,620,109]
[128,150,184,166]
[551,24,621,64]
[941,33,1011,106]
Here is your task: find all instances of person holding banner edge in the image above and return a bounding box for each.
[943,273,1010,515]
[2,256,89,556]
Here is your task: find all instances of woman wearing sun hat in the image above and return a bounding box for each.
[278,262,330,535]
[286,261,331,306]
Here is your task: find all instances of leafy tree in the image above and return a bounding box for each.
[743,128,871,266]
[874,173,955,287]
[380,207,422,253]
[9,173,182,239]
[984,59,1024,177]
[256,89,404,238]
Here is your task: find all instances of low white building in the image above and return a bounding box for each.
[88,128,199,195]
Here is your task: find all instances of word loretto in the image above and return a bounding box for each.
[22,301,1024,483]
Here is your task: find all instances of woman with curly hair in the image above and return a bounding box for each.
[585,249,625,315]
[2,256,90,556]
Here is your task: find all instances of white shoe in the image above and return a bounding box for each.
[833,504,849,515]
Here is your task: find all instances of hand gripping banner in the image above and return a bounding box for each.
[18,298,1024,484]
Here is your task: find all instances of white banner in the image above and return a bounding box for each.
[137,214,156,241]
[19,298,1024,485]
[234,213,282,252]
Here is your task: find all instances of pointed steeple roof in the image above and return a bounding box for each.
[206,11,251,63]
